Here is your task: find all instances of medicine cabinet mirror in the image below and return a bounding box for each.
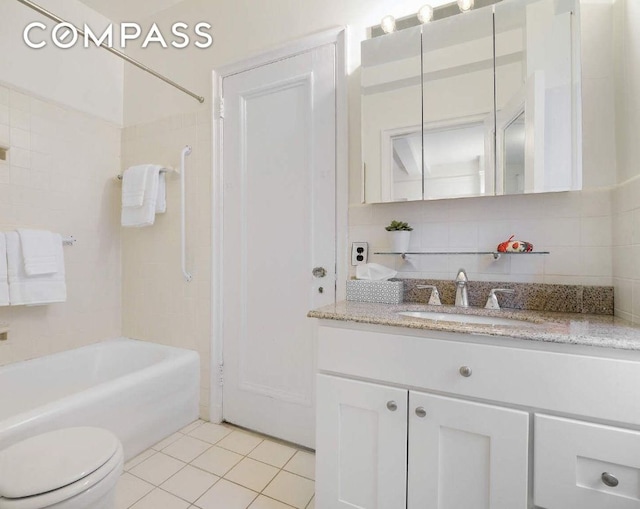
[361,0,582,204]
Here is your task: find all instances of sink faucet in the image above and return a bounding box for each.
[454,269,469,308]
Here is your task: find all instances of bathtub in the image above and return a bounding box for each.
[0,338,200,460]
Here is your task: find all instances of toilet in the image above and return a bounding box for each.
[0,427,124,509]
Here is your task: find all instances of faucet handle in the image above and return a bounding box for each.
[485,288,515,310]
[455,268,468,283]
[416,285,442,306]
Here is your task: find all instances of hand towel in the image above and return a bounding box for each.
[121,166,161,227]
[16,229,57,276]
[156,171,166,214]
[0,233,9,306]
[6,232,67,306]
[121,164,152,208]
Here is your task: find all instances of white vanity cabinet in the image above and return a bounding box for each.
[316,374,528,509]
[315,321,640,509]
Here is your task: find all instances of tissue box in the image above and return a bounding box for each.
[346,280,404,304]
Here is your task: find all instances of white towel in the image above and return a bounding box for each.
[16,229,57,275]
[121,166,161,227]
[0,233,9,306]
[121,165,152,208]
[156,171,166,214]
[6,232,67,306]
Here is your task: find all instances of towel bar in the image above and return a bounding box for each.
[115,167,177,182]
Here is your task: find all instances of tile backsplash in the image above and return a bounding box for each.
[350,188,613,287]
[0,83,122,365]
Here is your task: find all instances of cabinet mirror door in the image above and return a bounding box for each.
[494,0,581,194]
[361,25,423,203]
[422,7,495,201]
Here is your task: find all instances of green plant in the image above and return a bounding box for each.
[385,220,413,232]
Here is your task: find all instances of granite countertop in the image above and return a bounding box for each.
[308,301,640,351]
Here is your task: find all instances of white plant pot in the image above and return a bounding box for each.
[389,230,411,253]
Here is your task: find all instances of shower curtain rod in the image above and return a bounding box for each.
[15,0,205,103]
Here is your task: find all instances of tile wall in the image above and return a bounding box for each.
[350,189,613,286]
[611,0,640,324]
[612,176,640,323]
[121,112,212,418]
[0,83,122,365]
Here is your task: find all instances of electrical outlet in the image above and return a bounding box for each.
[351,242,369,266]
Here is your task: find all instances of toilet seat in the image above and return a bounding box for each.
[0,428,123,509]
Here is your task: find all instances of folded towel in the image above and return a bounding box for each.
[16,229,57,275]
[121,165,152,208]
[121,166,161,227]
[0,233,9,306]
[156,171,166,214]
[6,232,66,306]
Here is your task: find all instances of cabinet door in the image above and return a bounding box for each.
[407,392,529,509]
[316,374,408,509]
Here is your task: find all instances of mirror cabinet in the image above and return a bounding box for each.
[361,0,582,204]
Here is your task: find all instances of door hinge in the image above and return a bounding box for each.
[216,97,225,119]
[217,362,224,387]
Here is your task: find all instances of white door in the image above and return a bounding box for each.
[408,392,529,509]
[221,44,336,448]
[316,374,408,509]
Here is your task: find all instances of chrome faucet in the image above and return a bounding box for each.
[416,285,441,306]
[454,269,469,308]
[485,288,515,310]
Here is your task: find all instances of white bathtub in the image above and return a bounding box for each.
[0,338,200,460]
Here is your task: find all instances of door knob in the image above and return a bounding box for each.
[312,267,327,278]
[415,407,427,418]
[386,401,398,412]
[601,472,619,488]
[459,366,473,377]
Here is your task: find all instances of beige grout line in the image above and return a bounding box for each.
[125,420,315,509]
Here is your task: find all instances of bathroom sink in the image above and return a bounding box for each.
[397,311,528,327]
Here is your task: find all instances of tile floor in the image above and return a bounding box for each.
[117,420,315,509]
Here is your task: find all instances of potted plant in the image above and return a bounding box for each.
[386,220,413,253]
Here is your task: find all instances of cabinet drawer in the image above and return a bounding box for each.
[535,414,640,509]
[317,324,640,426]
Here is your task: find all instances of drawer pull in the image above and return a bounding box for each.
[601,472,619,488]
[459,366,473,377]
[387,401,398,412]
[415,407,427,418]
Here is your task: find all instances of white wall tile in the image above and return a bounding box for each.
[121,112,212,416]
[0,84,121,366]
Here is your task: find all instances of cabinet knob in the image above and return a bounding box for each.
[415,407,427,418]
[386,401,398,412]
[459,366,473,377]
[601,472,619,488]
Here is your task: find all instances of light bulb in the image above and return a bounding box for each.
[417,5,434,23]
[457,0,474,12]
[380,15,396,34]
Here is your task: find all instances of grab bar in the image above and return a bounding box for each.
[181,146,193,282]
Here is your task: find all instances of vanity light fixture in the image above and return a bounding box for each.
[380,15,396,33]
[457,0,475,12]
[417,5,434,23]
